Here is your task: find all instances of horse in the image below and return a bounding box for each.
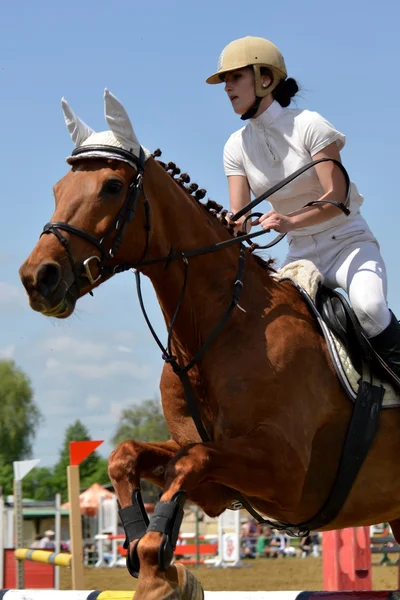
[19,90,400,600]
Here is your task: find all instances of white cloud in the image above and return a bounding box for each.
[0,344,15,359]
[46,357,62,370]
[114,331,136,343]
[116,345,133,353]
[110,401,126,419]
[41,400,77,418]
[40,335,109,360]
[82,399,134,436]
[85,395,103,409]
[36,388,82,418]
[82,413,118,428]
[44,353,152,380]
[71,360,152,380]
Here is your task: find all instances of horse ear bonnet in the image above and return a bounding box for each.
[61,89,151,168]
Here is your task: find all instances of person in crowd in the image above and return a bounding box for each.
[39,529,55,550]
[30,533,43,549]
[299,534,313,558]
[240,518,258,558]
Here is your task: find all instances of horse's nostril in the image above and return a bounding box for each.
[36,262,61,297]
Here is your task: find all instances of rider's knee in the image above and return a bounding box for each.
[350,293,391,338]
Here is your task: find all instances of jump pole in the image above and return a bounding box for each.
[14,549,72,567]
[54,492,61,590]
[67,440,103,590]
[0,591,399,599]
[12,460,40,590]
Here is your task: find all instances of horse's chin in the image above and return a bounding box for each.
[41,296,75,319]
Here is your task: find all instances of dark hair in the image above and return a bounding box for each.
[273,78,299,107]
[260,67,299,107]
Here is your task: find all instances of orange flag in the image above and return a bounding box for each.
[69,440,104,466]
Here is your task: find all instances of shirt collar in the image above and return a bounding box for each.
[251,100,283,128]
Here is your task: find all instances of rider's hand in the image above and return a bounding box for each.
[252,210,294,234]
[227,213,251,235]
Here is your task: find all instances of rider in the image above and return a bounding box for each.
[206,35,400,381]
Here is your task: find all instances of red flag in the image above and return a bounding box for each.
[69,440,104,466]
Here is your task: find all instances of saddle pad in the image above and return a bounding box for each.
[273,260,400,409]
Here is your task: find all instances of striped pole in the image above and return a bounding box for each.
[0,591,399,599]
[13,480,24,590]
[14,549,72,568]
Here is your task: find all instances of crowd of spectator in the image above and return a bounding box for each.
[240,519,321,559]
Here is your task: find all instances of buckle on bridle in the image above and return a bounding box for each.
[83,256,102,285]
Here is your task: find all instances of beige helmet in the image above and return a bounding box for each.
[206,36,287,97]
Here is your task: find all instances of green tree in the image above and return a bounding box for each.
[0,360,42,495]
[23,466,56,501]
[111,398,169,446]
[111,398,170,503]
[85,457,110,488]
[0,463,14,497]
[53,420,105,501]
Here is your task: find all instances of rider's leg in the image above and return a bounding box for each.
[326,237,400,378]
[367,311,400,378]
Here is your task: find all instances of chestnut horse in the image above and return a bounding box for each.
[19,90,400,599]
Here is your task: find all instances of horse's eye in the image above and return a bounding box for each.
[102,179,123,195]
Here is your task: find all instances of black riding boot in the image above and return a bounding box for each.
[370,311,400,380]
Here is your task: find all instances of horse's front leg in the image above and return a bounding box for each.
[134,431,309,599]
[109,438,205,600]
[108,438,180,504]
[108,438,181,579]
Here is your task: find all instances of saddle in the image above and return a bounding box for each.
[316,285,400,395]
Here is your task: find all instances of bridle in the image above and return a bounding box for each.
[41,145,149,297]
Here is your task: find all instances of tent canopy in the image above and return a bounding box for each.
[61,482,115,516]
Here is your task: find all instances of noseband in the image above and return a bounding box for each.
[41,145,149,296]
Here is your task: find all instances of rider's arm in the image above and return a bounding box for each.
[227,175,251,231]
[288,142,348,229]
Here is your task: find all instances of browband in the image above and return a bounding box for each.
[71,144,143,168]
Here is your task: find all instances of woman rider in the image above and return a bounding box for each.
[206,36,400,381]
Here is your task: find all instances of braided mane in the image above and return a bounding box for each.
[152,149,274,271]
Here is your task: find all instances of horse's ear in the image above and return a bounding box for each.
[104,89,141,155]
[61,98,95,146]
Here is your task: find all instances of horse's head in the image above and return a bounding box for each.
[19,90,152,318]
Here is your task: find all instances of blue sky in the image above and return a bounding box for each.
[1,0,399,467]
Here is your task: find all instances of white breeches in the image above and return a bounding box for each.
[284,214,390,338]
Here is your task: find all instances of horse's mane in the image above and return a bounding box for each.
[152,149,275,272]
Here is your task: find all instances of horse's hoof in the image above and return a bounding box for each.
[177,563,204,600]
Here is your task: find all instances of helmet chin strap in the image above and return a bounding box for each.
[240,96,263,121]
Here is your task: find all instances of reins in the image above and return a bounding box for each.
[41,149,352,535]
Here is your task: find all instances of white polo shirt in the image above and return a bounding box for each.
[223,100,364,236]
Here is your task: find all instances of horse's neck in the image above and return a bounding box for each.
[142,160,244,359]
[150,254,240,355]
